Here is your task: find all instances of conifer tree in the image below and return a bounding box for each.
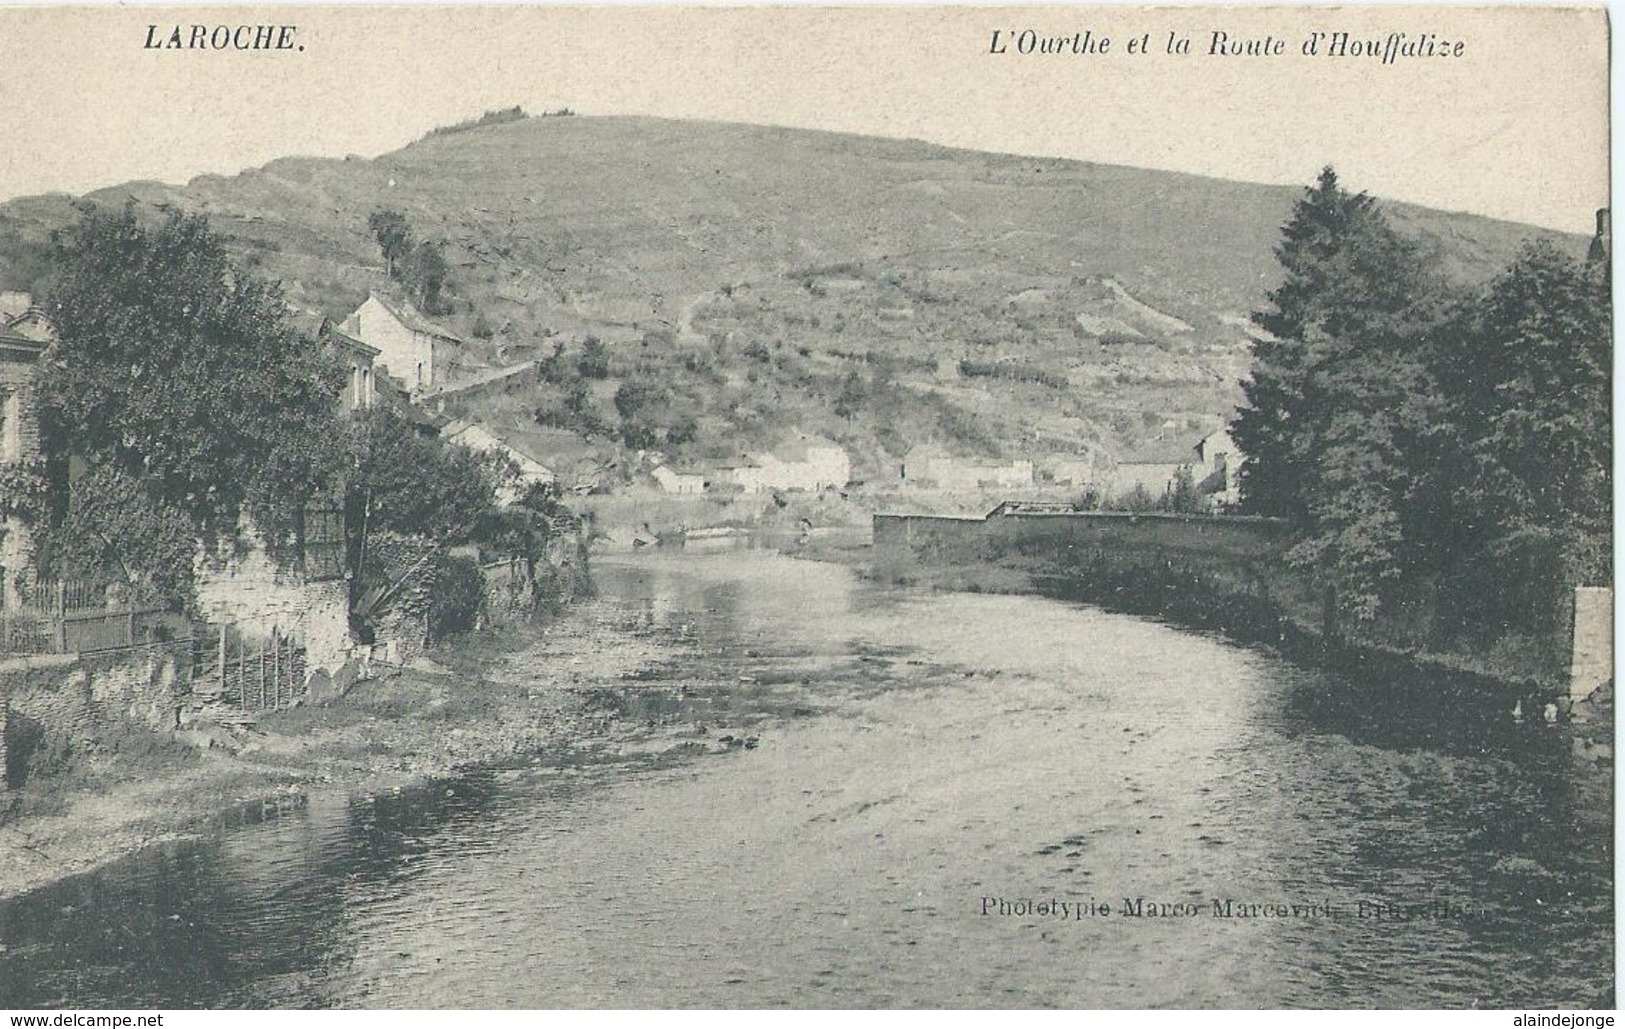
[1231,168,1443,621]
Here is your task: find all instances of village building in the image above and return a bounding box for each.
[651,465,707,495]
[442,419,556,505]
[1037,454,1102,488]
[1190,426,1242,506]
[324,325,381,414]
[724,433,851,494]
[0,299,52,611]
[341,291,466,392]
[901,443,1033,491]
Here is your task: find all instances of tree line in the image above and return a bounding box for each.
[1230,168,1609,654]
[18,203,572,638]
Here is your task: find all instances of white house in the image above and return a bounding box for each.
[901,444,1033,491]
[442,419,555,505]
[342,291,464,391]
[725,434,851,493]
[652,465,707,495]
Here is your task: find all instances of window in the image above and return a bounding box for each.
[303,505,347,582]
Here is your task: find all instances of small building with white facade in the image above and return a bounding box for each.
[442,419,555,505]
[652,465,707,495]
[724,434,851,494]
[901,444,1033,491]
[341,292,465,392]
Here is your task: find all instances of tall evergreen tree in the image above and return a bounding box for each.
[1231,168,1444,622]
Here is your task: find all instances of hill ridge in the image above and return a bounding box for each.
[0,114,1587,479]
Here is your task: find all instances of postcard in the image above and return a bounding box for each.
[0,4,1611,1012]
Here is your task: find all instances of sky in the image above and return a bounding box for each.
[0,5,1609,234]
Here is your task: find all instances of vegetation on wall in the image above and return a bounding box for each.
[36,203,348,600]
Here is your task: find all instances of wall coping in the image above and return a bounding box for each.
[874,509,1289,527]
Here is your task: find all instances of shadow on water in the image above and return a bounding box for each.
[0,553,1610,1009]
[1027,569,1556,759]
[0,765,581,1008]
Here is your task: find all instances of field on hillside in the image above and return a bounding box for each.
[0,113,1586,472]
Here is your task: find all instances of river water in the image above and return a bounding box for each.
[0,553,1612,1008]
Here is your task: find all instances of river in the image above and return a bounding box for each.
[0,552,1612,1008]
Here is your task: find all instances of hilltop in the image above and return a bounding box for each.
[0,114,1586,479]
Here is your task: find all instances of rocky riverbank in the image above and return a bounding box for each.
[0,600,681,902]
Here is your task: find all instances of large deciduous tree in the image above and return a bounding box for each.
[39,203,346,581]
[342,405,506,551]
[1426,240,1611,637]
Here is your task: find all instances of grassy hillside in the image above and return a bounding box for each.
[0,114,1586,479]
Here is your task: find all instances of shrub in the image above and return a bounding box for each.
[427,554,486,639]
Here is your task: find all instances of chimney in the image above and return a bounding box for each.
[1588,207,1611,265]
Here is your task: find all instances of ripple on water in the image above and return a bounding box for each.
[0,553,1611,1008]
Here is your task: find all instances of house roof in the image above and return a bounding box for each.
[327,327,381,359]
[0,291,33,323]
[773,432,846,462]
[653,465,706,481]
[367,291,465,344]
[444,420,555,476]
[3,308,55,344]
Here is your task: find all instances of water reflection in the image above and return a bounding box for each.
[0,553,1611,1008]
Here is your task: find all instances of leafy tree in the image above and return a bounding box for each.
[833,368,867,421]
[613,382,698,449]
[36,465,199,610]
[426,554,487,638]
[577,336,611,379]
[475,480,577,576]
[39,203,346,558]
[406,239,450,314]
[343,406,503,552]
[1426,240,1611,635]
[367,209,414,279]
[1159,466,1210,515]
[368,211,452,312]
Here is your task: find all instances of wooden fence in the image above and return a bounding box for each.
[191,625,308,713]
[0,579,167,655]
